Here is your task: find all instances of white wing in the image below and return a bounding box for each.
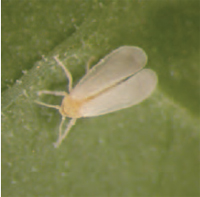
[71,46,147,100]
[79,69,157,117]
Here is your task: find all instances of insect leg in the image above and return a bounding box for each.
[34,100,60,110]
[59,116,66,139]
[54,118,77,148]
[53,55,73,93]
[38,90,67,96]
[86,56,96,73]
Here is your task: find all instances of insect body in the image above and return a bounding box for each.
[36,46,158,147]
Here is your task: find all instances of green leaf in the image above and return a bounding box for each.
[2,0,199,196]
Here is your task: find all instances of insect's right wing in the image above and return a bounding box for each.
[71,46,147,100]
[79,69,157,117]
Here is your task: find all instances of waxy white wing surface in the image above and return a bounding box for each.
[71,46,147,100]
[79,69,157,117]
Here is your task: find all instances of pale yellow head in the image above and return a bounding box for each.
[59,94,83,118]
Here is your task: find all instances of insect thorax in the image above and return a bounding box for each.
[59,95,83,118]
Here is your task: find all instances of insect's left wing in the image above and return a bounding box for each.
[71,46,147,100]
[79,69,157,117]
